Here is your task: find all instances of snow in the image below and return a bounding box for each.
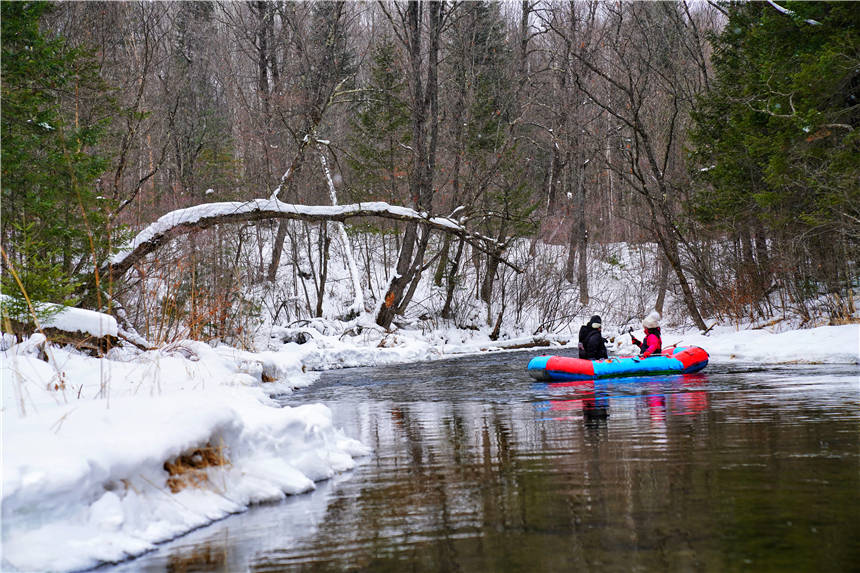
[1,334,372,572]
[1,288,858,571]
[674,324,859,364]
[269,167,291,201]
[0,297,117,339]
[43,306,118,339]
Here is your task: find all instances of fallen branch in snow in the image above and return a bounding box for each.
[100,199,524,283]
[701,322,717,335]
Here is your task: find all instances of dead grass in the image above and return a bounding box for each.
[163,442,230,494]
[829,316,860,326]
[261,371,277,383]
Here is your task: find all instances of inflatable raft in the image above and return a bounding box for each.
[527,346,709,382]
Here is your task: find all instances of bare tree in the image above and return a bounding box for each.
[374,0,445,329]
[565,2,711,329]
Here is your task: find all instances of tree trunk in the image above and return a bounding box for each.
[375,221,418,328]
[754,221,770,283]
[319,144,363,314]
[315,225,330,318]
[440,40,466,298]
[655,220,706,330]
[481,254,501,304]
[266,150,307,281]
[255,0,270,120]
[434,233,450,287]
[574,156,589,304]
[640,122,707,330]
[655,252,669,314]
[267,220,289,282]
[374,1,443,329]
[397,229,432,315]
[578,232,589,305]
[441,237,465,320]
[564,231,577,283]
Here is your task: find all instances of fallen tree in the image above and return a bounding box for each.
[97,200,524,325]
[104,199,523,279]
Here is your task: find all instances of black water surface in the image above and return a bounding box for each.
[108,350,860,572]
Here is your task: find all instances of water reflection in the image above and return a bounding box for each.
[165,543,225,573]
[533,373,709,429]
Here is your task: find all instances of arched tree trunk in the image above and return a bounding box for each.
[99,199,522,296]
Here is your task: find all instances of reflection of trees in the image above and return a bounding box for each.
[264,378,856,571]
[167,543,226,573]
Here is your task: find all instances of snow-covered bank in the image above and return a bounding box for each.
[1,317,858,572]
[676,324,860,365]
[443,323,859,366]
[1,334,375,573]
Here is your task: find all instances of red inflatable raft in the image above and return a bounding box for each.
[528,346,709,382]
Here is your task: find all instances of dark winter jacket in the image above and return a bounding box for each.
[578,324,608,360]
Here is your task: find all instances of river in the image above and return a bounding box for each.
[106,350,859,572]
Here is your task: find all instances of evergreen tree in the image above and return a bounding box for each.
[170,1,241,202]
[1,2,118,323]
[347,41,411,204]
[690,1,859,310]
[462,2,514,157]
[429,1,540,319]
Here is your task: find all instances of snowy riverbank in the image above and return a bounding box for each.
[1,318,858,572]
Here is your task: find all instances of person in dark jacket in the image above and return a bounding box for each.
[631,311,662,358]
[578,314,608,360]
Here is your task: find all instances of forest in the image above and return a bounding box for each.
[2,0,858,348]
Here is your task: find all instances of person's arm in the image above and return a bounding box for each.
[599,334,608,358]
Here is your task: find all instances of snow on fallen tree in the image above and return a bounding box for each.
[1,295,119,354]
[101,199,524,281]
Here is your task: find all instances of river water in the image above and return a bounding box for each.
[109,350,859,572]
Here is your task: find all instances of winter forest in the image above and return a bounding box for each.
[3,2,860,571]
[2,0,858,346]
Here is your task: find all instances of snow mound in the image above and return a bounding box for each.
[1,338,368,573]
